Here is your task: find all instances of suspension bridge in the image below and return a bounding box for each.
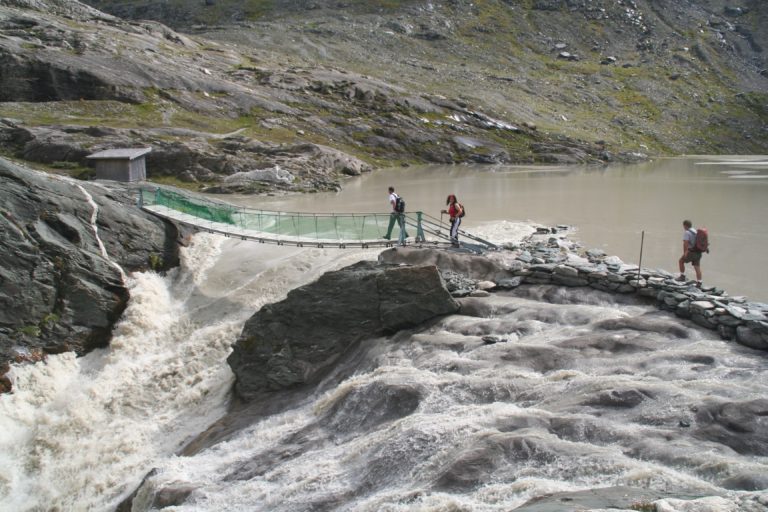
[138,187,498,251]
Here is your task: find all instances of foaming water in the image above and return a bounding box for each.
[0,234,379,511]
[134,285,768,511]
[2,218,766,511]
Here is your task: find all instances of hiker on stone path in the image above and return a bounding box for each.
[677,219,708,287]
[383,186,408,246]
[441,194,464,246]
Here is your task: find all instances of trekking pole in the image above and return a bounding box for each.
[637,230,645,283]
[439,212,444,235]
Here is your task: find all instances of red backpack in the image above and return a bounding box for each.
[694,227,709,252]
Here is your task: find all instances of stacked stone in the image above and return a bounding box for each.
[497,231,768,351]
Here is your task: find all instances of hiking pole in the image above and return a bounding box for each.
[438,212,445,235]
[637,230,645,283]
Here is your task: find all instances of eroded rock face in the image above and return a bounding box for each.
[227,261,459,400]
[0,157,182,389]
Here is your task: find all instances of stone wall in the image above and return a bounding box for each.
[380,232,768,352]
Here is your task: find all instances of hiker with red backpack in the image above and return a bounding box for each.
[677,219,709,287]
[441,194,465,246]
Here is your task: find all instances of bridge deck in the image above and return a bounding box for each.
[139,187,498,250]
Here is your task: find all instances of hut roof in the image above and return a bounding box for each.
[86,148,152,160]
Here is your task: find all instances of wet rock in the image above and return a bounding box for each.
[434,441,502,489]
[457,297,495,318]
[228,261,459,400]
[693,399,768,455]
[495,277,523,289]
[500,345,571,373]
[736,326,768,350]
[321,381,422,435]
[555,332,656,354]
[0,157,182,390]
[149,485,195,508]
[594,316,690,339]
[721,472,768,491]
[582,388,652,408]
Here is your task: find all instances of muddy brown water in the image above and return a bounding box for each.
[236,156,768,302]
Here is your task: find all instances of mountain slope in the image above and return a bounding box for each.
[0,0,765,194]
[83,0,768,153]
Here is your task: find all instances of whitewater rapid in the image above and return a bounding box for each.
[0,233,380,511]
[1,222,766,512]
[134,287,768,512]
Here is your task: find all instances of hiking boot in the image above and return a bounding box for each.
[382,235,390,240]
[675,274,686,282]
[695,281,702,288]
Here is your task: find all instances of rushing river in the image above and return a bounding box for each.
[0,157,767,511]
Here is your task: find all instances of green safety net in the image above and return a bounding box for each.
[141,187,412,242]
[153,188,236,225]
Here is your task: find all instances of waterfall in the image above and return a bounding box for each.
[76,184,128,283]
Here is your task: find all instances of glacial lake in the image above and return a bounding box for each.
[234,156,768,302]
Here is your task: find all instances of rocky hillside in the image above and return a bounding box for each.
[76,0,768,153]
[2,0,765,194]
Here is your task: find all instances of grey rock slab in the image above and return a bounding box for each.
[228,261,459,400]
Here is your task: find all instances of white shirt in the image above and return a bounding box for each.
[389,192,398,211]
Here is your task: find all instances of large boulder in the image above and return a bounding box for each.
[227,261,459,400]
[0,157,183,391]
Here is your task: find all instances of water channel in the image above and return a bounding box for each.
[232,155,768,302]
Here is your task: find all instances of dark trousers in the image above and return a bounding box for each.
[450,217,461,243]
[385,213,408,243]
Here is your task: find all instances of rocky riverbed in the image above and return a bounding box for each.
[122,236,768,511]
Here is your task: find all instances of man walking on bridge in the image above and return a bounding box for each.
[383,186,408,245]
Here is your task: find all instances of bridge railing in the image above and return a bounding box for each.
[139,187,423,244]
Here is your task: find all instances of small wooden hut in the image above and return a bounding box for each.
[86,148,152,182]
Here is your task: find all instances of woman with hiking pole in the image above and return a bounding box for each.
[441,194,464,246]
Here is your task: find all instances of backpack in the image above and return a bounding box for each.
[694,227,709,252]
[458,203,466,218]
[394,195,405,213]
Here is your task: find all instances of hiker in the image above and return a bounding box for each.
[383,186,408,245]
[677,219,706,287]
[441,194,464,246]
